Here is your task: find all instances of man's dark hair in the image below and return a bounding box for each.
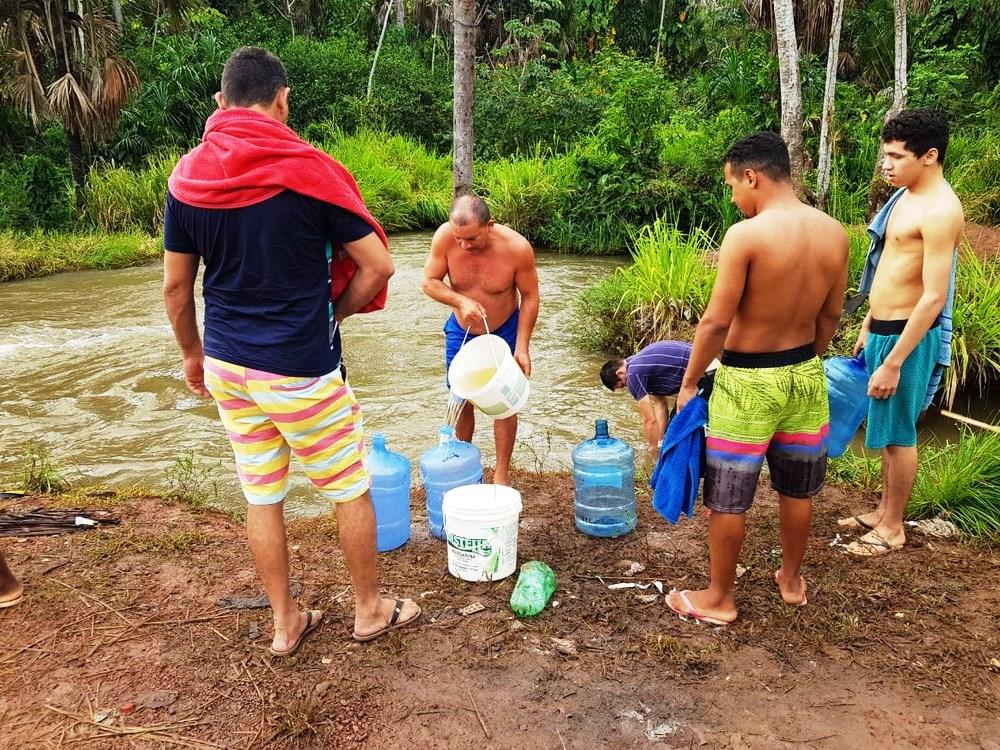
[882,109,949,165]
[600,359,625,391]
[450,194,491,226]
[221,47,288,108]
[724,132,791,182]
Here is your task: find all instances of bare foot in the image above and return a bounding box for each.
[271,609,323,655]
[665,588,737,626]
[353,597,421,641]
[774,569,807,607]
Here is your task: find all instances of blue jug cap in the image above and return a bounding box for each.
[372,433,386,451]
[439,425,454,444]
[595,419,609,438]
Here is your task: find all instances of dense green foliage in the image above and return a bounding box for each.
[1,0,996,240]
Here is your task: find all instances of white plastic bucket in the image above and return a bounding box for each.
[448,334,530,419]
[442,484,522,582]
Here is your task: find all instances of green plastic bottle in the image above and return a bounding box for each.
[509,561,557,617]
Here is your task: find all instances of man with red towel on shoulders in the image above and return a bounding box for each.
[163,47,420,655]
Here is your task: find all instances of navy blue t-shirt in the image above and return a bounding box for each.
[164,190,374,377]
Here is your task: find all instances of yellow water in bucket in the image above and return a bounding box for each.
[448,334,530,420]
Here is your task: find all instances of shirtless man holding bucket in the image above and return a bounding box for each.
[422,195,540,486]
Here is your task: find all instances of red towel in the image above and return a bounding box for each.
[168,108,388,312]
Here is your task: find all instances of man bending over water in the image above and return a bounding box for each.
[422,195,540,486]
[670,132,848,625]
[839,110,963,557]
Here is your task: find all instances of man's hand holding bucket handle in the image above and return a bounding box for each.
[457,297,488,331]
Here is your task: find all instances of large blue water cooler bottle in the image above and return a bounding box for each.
[572,419,637,537]
[366,434,412,552]
[824,353,870,458]
[419,426,483,540]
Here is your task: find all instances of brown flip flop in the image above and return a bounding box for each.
[353,598,421,643]
[269,609,323,657]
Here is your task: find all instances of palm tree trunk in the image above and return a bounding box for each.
[453,0,476,197]
[773,0,804,198]
[816,0,845,211]
[394,0,404,27]
[111,0,124,25]
[866,0,908,219]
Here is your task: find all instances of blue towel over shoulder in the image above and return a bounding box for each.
[858,187,956,409]
[650,395,707,524]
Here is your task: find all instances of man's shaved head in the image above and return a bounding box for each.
[450,194,491,227]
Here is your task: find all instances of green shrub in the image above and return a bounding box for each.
[947,250,1000,403]
[0,155,75,231]
[577,220,716,352]
[280,36,370,132]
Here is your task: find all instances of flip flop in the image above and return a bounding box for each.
[665,589,735,627]
[845,532,904,558]
[269,609,323,657]
[352,598,422,643]
[774,570,807,607]
[837,515,876,531]
[0,591,24,609]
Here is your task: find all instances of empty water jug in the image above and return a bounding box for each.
[572,419,637,537]
[419,425,483,540]
[825,353,870,458]
[366,434,412,552]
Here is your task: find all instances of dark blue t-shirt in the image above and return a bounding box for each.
[164,190,374,377]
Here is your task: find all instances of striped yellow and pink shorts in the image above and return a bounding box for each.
[204,357,369,505]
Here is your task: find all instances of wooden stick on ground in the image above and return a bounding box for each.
[468,693,490,740]
[940,410,1000,433]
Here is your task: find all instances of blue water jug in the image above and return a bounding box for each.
[366,434,412,552]
[825,353,870,458]
[419,426,483,540]
[572,419,637,537]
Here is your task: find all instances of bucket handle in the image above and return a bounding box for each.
[458,314,503,371]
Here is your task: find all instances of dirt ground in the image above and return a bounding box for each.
[1,473,997,750]
[964,222,1000,260]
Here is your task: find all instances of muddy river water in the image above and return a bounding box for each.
[1,231,992,515]
[0,233,643,515]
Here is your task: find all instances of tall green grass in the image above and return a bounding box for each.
[947,250,1000,403]
[576,220,717,353]
[911,428,1000,538]
[829,428,1000,539]
[479,149,577,240]
[0,231,161,281]
[86,154,176,234]
[317,128,451,230]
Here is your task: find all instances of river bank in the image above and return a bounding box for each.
[1,472,997,749]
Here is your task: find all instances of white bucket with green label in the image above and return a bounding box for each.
[442,484,522,582]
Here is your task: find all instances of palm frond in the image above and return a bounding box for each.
[46,71,95,134]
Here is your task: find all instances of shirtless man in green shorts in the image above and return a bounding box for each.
[839,110,963,557]
[670,132,848,625]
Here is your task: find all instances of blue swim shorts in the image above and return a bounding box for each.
[864,319,941,449]
[444,309,519,386]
